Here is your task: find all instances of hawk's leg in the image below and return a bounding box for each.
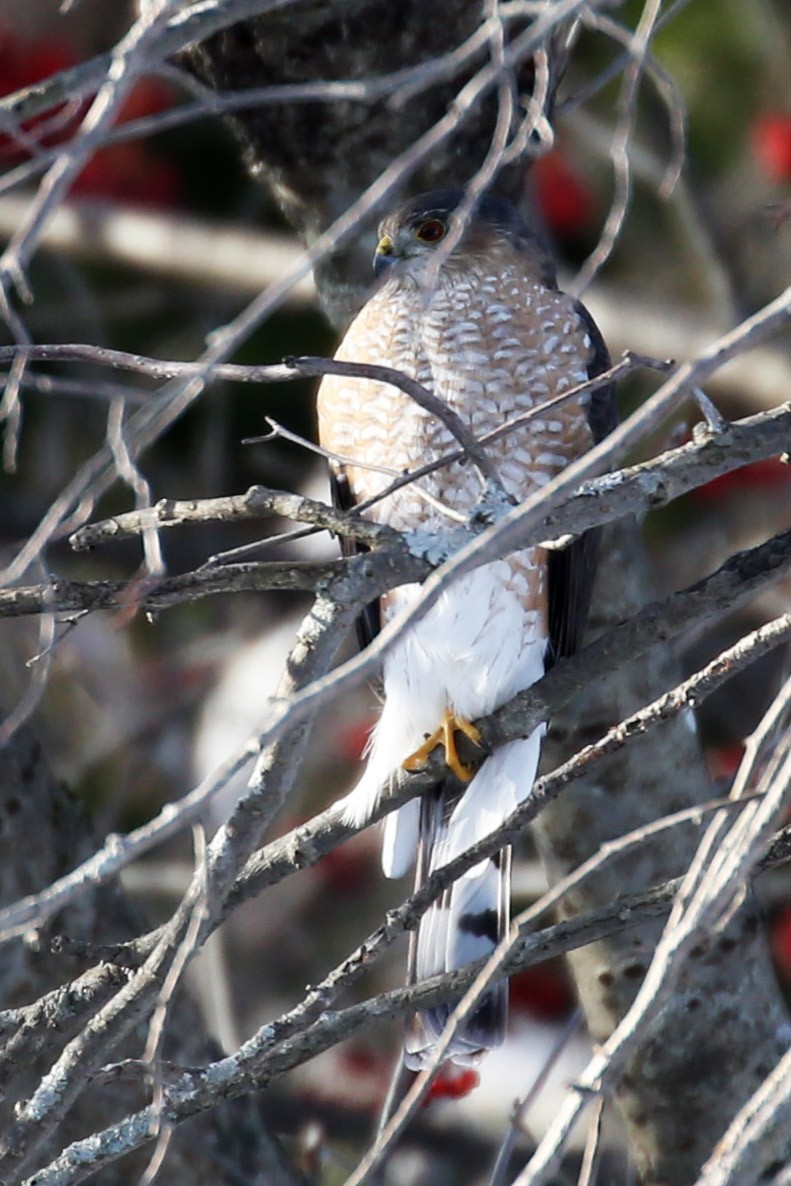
[402,709,482,782]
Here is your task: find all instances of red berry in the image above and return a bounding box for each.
[317,843,374,895]
[509,964,575,1021]
[751,114,791,183]
[770,906,791,981]
[423,1067,480,1105]
[72,141,182,208]
[705,743,745,783]
[0,31,81,158]
[533,150,595,238]
[693,457,791,502]
[116,77,177,124]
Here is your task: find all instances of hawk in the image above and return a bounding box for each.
[317,190,615,1068]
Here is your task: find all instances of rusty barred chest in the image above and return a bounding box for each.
[317,262,596,615]
[318,263,595,524]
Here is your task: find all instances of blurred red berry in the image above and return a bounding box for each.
[341,1043,389,1077]
[752,114,791,183]
[73,140,182,207]
[770,906,791,982]
[73,77,181,207]
[693,457,791,502]
[532,149,595,238]
[0,29,181,208]
[317,843,375,896]
[423,1067,479,1105]
[0,30,80,156]
[116,77,177,124]
[0,30,77,96]
[510,963,575,1021]
[705,742,745,783]
[338,715,376,763]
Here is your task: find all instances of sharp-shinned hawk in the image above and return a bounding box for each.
[317,189,616,1068]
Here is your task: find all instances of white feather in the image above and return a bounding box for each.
[381,798,420,878]
[340,561,547,876]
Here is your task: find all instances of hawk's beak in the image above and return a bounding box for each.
[373,235,395,277]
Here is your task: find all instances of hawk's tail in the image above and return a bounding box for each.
[404,783,511,1069]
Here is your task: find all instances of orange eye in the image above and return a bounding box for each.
[416,218,446,243]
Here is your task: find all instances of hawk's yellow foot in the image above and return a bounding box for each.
[402,709,482,782]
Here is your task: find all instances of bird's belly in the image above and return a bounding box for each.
[383,554,546,728]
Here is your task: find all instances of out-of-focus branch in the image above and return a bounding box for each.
[0,2,588,587]
[517,680,791,1186]
[585,282,791,413]
[695,1045,791,1186]
[0,193,317,300]
[0,588,361,1182]
[0,0,319,128]
[0,726,299,1186]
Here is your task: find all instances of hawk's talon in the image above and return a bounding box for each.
[402,710,482,782]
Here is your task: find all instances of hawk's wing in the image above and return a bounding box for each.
[546,301,618,663]
[328,466,381,650]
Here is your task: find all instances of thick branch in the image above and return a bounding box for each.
[69,484,401,551]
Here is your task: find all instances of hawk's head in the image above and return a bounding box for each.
[373,189,554,287]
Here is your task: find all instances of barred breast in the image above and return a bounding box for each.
[317,261,596,624]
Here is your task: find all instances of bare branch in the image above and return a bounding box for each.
[207,593,791,943]
[514,679,791,1185]
[22,803,791,1186]
[695,1044,791,1186]
[1,7,788,1181]
[282,357,507,494]
[0,0,591,587]
[1,532,786,951]
[572,0,664,294]
[69,484,400,552]
[1,403,787,623]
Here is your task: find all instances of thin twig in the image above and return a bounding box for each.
[54,400,790,566]
[19,793,788,1186]
[577,1097,605,1186]
[572,0,664,295]
[136,826,209,1186]
[69,484,401,552]
[1,553,787,948]
[287,356,505,494]
[489,1010,584,1186]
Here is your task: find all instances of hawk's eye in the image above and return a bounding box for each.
[416,219,446,243]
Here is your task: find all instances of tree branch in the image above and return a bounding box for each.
[20,807,791,1186]
[0,403,787,623]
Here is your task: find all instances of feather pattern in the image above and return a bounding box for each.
[317,191,614,1066]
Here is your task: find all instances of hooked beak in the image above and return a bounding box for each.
[373,234,396,277]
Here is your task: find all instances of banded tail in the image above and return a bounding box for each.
[405,780,511,1068]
